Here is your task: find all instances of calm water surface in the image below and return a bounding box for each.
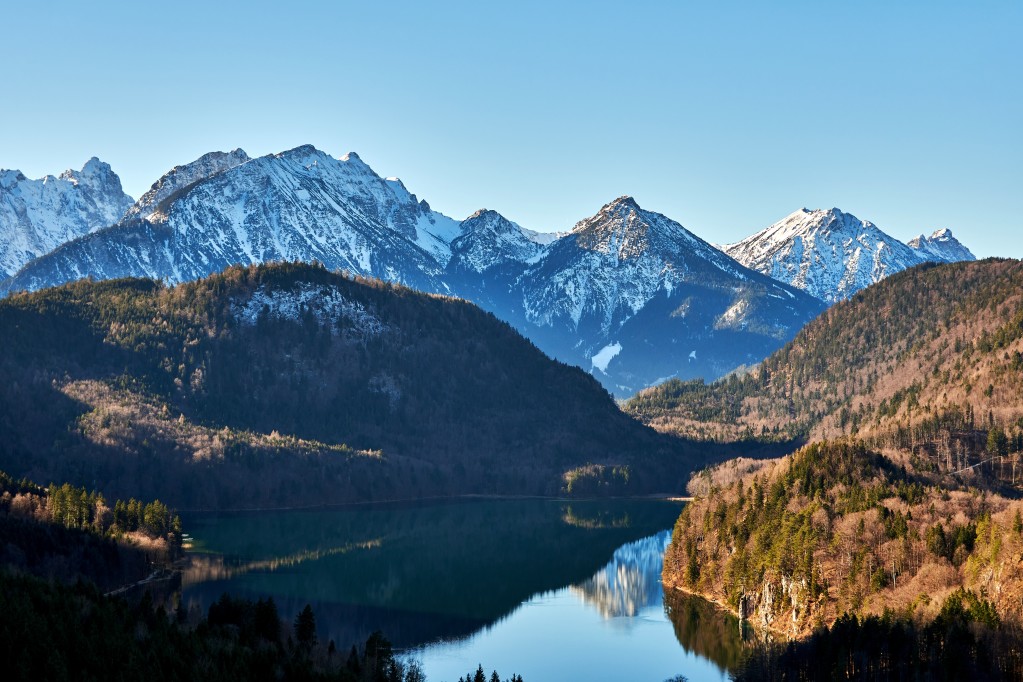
[181,498,748,681]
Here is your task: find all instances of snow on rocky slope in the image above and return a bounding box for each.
[513,197,824,393]
[0,158,133,278]
[724,208,974,304]
[124,149,250,221]
[0,149,824,395]
[0,146,459,294]
[907,228,976,263]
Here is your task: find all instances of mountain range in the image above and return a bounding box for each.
[0,147,975,394]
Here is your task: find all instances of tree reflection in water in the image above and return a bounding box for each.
[663,588,757,675]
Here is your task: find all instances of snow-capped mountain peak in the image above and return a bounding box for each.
[447,209,544,273]
[515,196,822,392]
[0,158,133,278]
[59,157,119,188]
[1,146,464,294]
[0,170,26,190]
[725,207,928,304]
[598,194,641,214]
[907,228,976,263]
[522,196,796,333]
[573,196,739,275]
[126,148,250,221]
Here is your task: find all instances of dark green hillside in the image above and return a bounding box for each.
[0,262,699,508]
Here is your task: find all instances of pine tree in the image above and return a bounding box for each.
[293,603,316,648]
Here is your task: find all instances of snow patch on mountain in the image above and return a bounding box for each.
[716,297,750,329]
[591,342,622,373]
[520,227,566,246]
[233,283,389,338]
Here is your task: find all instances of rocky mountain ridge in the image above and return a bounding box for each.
[3,146,977,395]
[0,158,133,278]
[724,208,975,303]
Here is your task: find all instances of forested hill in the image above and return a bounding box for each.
[628,258,1023,452]
[0,262,701,509]
[654,257,1023,669]
[663,439,1023,680]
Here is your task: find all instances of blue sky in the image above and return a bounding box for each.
[2,1,1020,256]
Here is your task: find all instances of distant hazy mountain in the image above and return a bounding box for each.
[0,146,821,395]
[0,158,133,278]
[907,228,976,263]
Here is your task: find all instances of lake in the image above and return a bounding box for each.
[180,498,749,681]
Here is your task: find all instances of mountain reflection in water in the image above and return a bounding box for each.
[180,498,682,650]
[567,529,750,675]
[179,497,752,680]
[414,518,744,681]
[571,530,670,618]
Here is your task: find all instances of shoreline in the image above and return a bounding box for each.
[662,579,795,641]
[176,492,691,514]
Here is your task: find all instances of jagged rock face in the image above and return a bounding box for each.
[448,209,544,273]
[514,197,825,394]
[124,149,250,221]
[737,573,811,637]
[724,208,969,304]
[908,228,976,263]
[0,149,823,397]
[0,158,133,278]
[1,146,459,294]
